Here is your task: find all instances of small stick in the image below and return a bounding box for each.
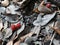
[14,32,34,45]
[49,32,56,45]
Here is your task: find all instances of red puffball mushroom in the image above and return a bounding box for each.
[46,3,51,8]
[11,24,16,31]
[15,23,21,29]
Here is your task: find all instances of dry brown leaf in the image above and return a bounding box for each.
[14,40,21,45]
[51,26,60,35]
[6,41,13,45]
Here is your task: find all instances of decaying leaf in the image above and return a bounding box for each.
[0,31,3,40]
[4,21,8,29]
[6,4,19,14]
[17,23,25,35]
[20,43,28,45]
[4,28,12,39]
[0,7,6,14]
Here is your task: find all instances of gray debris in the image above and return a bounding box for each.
[0,0,60,45]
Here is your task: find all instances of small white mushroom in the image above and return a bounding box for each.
[1,0,9,6]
